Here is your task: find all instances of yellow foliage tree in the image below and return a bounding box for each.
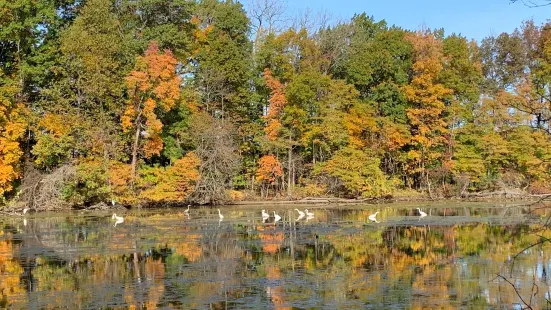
[404,30,453,188]
[139,153,200,203]
[32,112,76,168]
[0,80,26,198]
[108,161,135,205]
[315,147,393,198]
[344,103,377,149]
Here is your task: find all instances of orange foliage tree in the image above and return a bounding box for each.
[260,69,288,197]
[0,81,26,198]
[263,68,287,140]
[121,41,181,184]
[404,30,453,188]
[256,154,283,197]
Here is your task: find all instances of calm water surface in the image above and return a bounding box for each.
[1,202,550,309]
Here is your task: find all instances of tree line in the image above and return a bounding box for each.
[1,0,550,207]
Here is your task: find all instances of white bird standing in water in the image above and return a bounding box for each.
[305,209,314,217]
[112,213,124,226]
[261,209,269,221]
[273,211,281,223]
[417,208,427,218]
[218,209,224,220]
[184,205,191,214]
[368,211,380,223]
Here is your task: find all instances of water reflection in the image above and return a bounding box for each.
[0,203,549,309]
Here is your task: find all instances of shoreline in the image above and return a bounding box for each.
[2,192,549,215]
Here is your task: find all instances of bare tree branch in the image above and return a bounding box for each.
[495,274,534,309]
[290,8,334,34]
[247,0,287,43]
[510,0,551,7]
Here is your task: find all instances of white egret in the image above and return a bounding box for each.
[111,199,116,206]
[273,211,281,223]
[417,208,427,218]
[261,209,269,221]
[368,211,380,223]
[218,209,224,220]
[23,208,29,215]
[295,209,305,217]
[112,213,124,226]
[305,209,314,217]
[184,204,190,214]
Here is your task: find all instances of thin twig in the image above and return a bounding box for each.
[511,0,551,7]
[495,274,533,309]
[510,235,551,277]
[529,273,538,308]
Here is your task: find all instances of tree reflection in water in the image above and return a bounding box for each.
[0,203,548,309]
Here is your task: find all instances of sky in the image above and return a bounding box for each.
[248,0,551,41]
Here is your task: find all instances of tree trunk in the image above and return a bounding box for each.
[426,170,434,200]
[130,114,141,188]
[287,145,292,197]
[16,38,24,100]
[312,140,315,165]
[260,184,264,198]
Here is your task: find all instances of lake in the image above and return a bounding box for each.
[1,201,550,309]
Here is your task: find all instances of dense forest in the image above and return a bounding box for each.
[0,0,550,207]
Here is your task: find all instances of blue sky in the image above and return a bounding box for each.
[252,0,550,41]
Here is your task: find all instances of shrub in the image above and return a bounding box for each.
[314,147,393,198]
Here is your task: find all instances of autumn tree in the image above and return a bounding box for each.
[509,21,551,133]
[469,21,551,192]
[256,154,283,197]
[122,42,181,185]
[139,153,200,203]
[263,68,287,140]
[404,30,453,191]
[261,67,293,195]
[258,29,335,196]
[322,15,413,179]
[0,78,26,198]
[315,147,392,198]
